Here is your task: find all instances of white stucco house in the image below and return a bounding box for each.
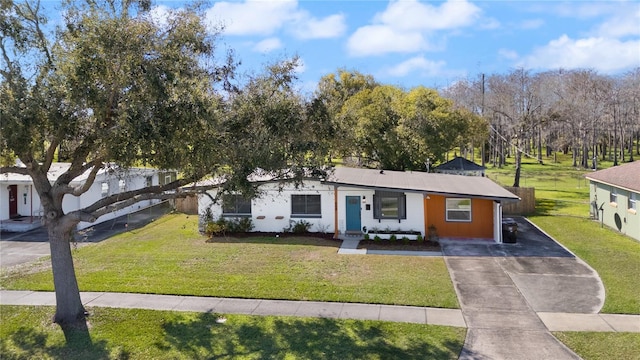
[198,167,520,243]
[586,160,640,242]
[1,163,175,232]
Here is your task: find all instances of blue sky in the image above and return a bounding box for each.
[65,1,640,93]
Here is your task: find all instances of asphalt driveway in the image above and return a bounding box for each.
[1,203,171,269]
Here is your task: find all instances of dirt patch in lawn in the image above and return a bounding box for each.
[358,240,441,252]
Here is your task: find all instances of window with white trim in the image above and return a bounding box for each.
[446,198,472,222]
[373,191,406,220]
[291,195,321,217]
[610,188,618,204]
[629,192,637,211]
[101,182,109,197]
[222,194,252,216]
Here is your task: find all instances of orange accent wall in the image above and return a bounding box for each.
[425,195,494,239]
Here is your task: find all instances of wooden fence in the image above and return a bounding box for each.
[175,194,199,215]
[503,186,535,215]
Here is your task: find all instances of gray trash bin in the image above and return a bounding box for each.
[502,218,518,243]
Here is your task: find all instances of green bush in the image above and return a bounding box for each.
[401,236,410,244]
[286,220,312,234]
[363,233,370,240]
[416,234,424,243]
[373,235,381,242]
[389,234,397,242]
[204,221,225,238]
[224,217,254,233]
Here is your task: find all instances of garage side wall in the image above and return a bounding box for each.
[425,195,494,240]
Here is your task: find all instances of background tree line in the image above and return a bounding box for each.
[442,68,640,186]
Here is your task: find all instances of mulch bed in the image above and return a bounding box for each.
[357,240,441,252]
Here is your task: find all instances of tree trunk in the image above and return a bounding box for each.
[513,148,522,187]
[48,220,91,344]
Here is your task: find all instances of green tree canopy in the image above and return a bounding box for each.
[1,0,327,339]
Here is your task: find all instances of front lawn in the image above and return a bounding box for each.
[553,332,640,360]
[0,305,466,360]
[0,214,458,309]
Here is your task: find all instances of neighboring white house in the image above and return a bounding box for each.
[586,160,640,242]
[0,163,175,232]
[198,167,520,243]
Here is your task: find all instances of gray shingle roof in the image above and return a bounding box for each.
[585,161,640,193]
[324,167,519,201]
[435,156,486,171]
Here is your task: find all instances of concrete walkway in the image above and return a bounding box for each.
[0,290,465,327]
[1,290,637,333]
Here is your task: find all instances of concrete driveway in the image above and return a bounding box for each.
[443,216,604,360]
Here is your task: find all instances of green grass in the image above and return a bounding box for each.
[528,216,640,314]
[485,153,595,217]
[0,305,466,360]
[553,332,640,360]
[0,214,458,309]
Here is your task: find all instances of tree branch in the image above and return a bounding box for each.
[80,176,200,215]
[0,166,29,175]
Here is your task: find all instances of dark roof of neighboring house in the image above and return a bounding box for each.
[585,160,640,193]
[324,167,519,201]
[435,156,486,172]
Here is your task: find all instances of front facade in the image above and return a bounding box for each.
[1,163,169,232]
[586,161,640,242]
[199,167,519,243]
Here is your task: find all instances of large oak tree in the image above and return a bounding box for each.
[1,0,324,340]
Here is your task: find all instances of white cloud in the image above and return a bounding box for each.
[374,0,481,31]
[291,13,347,39]
[348,26,427,57]
[205,0,299,36]
[253,38,283,53]
[149,5,172,28]
[205,0,345,40]
[520,19,544,30]
[498,49,519,60]
[347,0,481,57]
[385,56,447,77]
[594,9,640,38]
[519,35,640,73]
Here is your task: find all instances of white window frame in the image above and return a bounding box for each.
[629,192,637,212]
[101,182,109,197]
[610,188,618,204]
[446,198,472,222]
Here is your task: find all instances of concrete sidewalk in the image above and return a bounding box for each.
[0,290,465,327]
[2,290,638,333]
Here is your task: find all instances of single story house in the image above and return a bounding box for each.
[586,160,640,242]
[198,167,520,243]
[1,162,175,232]
[434,156,486,176]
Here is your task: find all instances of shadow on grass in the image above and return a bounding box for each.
[206,234,341,248]
[0,326,127,360]
[157,311,464,359]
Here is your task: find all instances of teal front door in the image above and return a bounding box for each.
[346,196,361,232]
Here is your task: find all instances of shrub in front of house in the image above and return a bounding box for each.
[285,219,313,233]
